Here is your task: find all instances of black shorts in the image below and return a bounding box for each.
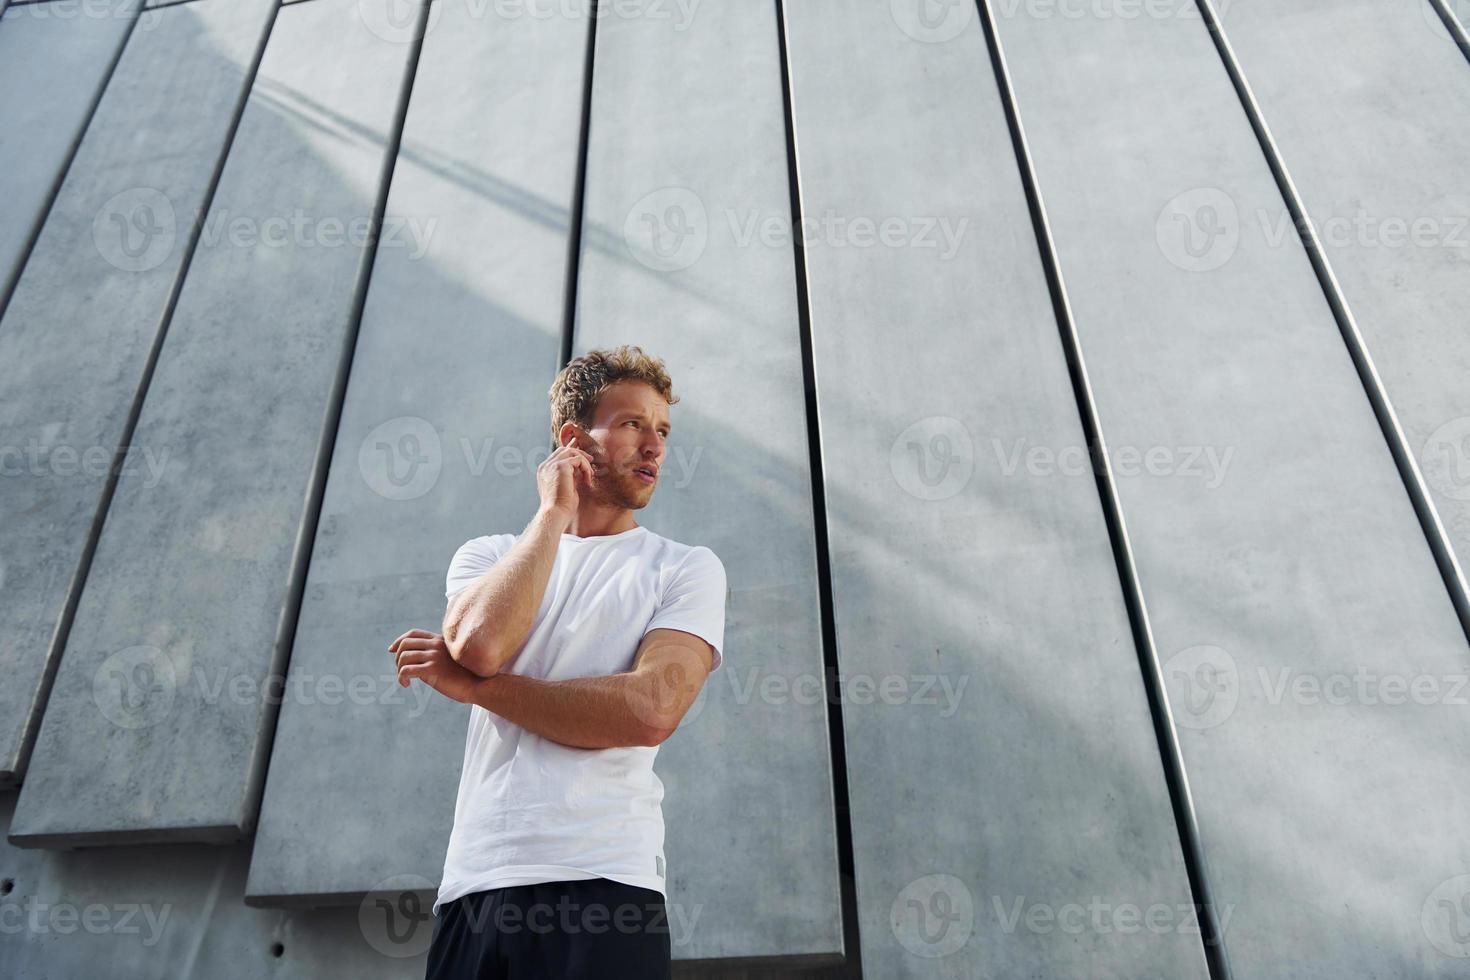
[423,877,672,980]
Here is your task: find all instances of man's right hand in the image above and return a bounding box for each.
[392,629,484,703]
[537,443,595,518]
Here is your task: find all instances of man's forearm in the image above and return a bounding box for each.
[470,670,668,750]
[444,507,569,676]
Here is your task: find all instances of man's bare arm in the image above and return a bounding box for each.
[442,505,570,677]
[467,628,715,749]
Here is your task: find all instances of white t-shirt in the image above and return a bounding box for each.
[433,523,727,915]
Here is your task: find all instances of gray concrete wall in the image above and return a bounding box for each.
[0,0,277,791]
[10,0,423,846]
[988,1,1470,976]
[0,0,137,313]
[573,0,844,963]
[0,793,439,979]
[245,0,589,914]
[3,0,1469,976]
[1215,0,1470,635]
[784,2,1208,976]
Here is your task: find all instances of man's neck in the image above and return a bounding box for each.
[564,506,637,538]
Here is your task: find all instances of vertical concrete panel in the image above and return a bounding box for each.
[989,2,1470,976]
[0,0,137,311]
[243,0,589,913]
[0,0,276,791]
[573,1,844,964]
[9,0,425,846]
[1215,0,1470,635]
[783,3,1209,977]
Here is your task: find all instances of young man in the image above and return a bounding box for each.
[389,346,727,979]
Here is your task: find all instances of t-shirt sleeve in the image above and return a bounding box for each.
[445,534,513,604]
[643,545,728,673]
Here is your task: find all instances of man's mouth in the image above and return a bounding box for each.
[634,465,657,483]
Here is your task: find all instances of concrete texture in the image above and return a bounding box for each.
[1216,0,1470,636]
[3,0,1469,976]
[783,3,1210,977]
[9,0,424,846]
[2,785,855,977]
[0,0,276,793]
[0,792,443,978]
[0,0,137,313]
[244,0,590,912]
[989,2,1470,975]
[571,1,846,965]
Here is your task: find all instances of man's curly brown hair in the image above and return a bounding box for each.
[548,345,680,447]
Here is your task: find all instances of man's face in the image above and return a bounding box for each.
[570,380,669,510]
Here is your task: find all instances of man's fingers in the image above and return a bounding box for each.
[551,445,592,465]
[548,449,594,485]
[392,640,438,667]
[395,649,443,675]
[388,628,434,652]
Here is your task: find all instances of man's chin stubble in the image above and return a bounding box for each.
[596,478,651,511]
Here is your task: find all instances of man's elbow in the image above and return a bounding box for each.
[445,630,505,678]
[630,673,695,745]
[640,722,676,747]
[637,701,683,746]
